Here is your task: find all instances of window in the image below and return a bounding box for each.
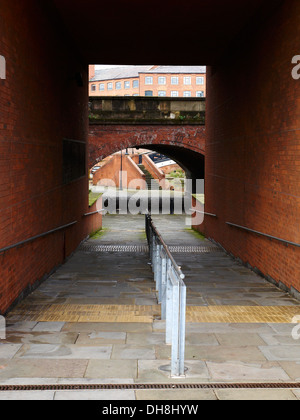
[99,83,105,91]
[184,76,191,85]
[171,77,178,85]
[183,91,191,97]
[196,77,204,85]
[145,90,153,96]
[63,139,86,184]
[124,81,130,89]
[158,76,166,85]
[133,94,139,96]
[145,76,153,85]
[196,91,204,97]
[133,80,139,88]
[116,82,122,90]
[107,82,113,90]
[171,91,179,97]
[158,91,166,97]
[91,84,96,91]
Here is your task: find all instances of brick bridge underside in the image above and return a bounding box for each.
[88,124,206,180]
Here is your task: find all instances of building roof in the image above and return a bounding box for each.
[90,65,206,82]
[90,66,153,82]
[143,66,206,74]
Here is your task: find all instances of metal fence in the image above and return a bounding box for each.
[145,213,187,377]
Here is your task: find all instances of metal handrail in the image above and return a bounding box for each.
[226,222,300,249]
[0,221,77,254]
[146,215,185,280]
[83,209,106,217]
[189,208,217,218]
[145,212,186,377]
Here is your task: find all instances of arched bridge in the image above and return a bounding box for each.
[88,97,206,180]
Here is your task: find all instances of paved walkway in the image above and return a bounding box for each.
[1,215,300,400]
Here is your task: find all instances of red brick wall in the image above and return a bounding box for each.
[204,0,300,294]
[0,0,100,314]
[93,154,147,189]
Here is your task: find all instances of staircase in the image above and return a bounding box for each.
[138,164,160,190]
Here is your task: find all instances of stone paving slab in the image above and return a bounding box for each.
[54,389,136,400]
[0,344,23,359]
[277,362,300,381]
[135,389,217,400]
[259,346,300,361]
[15,344,112,360]
[206,361,290,382]
[85,360,138,379]
[0,359,88,379]
[62,322,153,333]
[4,331,78,345]
[0,391,55,400]
[111,345,156,360]
[76,332,126,345]
[214,388,298,400]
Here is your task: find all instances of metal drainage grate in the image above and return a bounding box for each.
[0,383,300,391]
[80,244,221,254]
[169,245,222,253]
[80,245,149,253]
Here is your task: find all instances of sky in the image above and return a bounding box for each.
[95,65,125,69]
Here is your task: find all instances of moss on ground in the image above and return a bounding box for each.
[89,228,107,240]
[185,228,206,241]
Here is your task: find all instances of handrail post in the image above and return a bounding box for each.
[179,281,187,376]
[152,235,156,272]
[156,245,163,303]
[160,252,167,308]
[171,278,180,376]
[165,262,173,345]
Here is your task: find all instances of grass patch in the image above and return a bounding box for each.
[89,192,103,207]
[140,232,148,241]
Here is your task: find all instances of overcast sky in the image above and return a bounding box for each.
[95,65,126,69]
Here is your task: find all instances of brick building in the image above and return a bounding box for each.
[89,65,206,97]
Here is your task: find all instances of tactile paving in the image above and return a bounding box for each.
[6,304,300,324]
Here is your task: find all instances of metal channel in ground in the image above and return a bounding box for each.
[80,245,149,253]
[168,245,222,253]
[79,244,221,253]
[0,383,300,391]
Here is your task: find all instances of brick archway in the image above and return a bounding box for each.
[88,124,206,170]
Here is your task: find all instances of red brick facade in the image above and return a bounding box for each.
[89,66,206,98]
[139,72,206,98]
[202,0,300,295]
[0,0,101,314]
